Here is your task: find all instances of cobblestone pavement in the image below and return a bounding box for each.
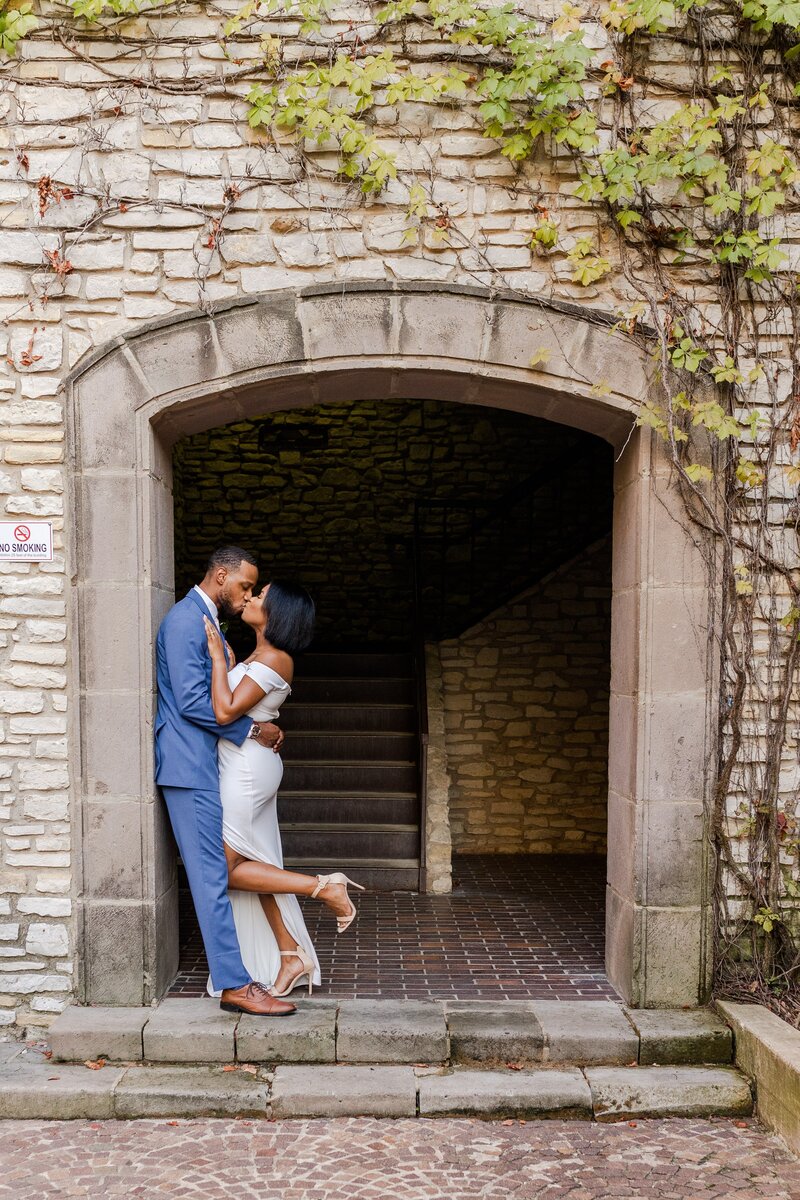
[172,854,618,1000]
[0,1117,797,1199]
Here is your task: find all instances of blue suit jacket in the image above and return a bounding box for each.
[154,589,252,791]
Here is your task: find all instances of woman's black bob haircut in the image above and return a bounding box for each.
[262,580,315,656]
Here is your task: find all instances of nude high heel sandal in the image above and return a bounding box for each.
[312,872,365,933]
[268,946,315,997]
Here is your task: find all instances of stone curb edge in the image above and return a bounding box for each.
[0,1060,754,1123]
[715,1000,800,1155]
[44,999,734,1069]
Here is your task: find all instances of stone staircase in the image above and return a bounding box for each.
[0,1000,756,1121]
[279,651,421,891]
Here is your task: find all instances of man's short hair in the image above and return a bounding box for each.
[205,545,257,575]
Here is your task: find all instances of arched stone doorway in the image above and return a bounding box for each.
[67,282,714,1009]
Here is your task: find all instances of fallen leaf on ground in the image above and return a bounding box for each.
[84,1059,106,1070]
[239,1064,258,1074]
[506,1062,524,1071]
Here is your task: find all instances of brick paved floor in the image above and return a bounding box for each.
[0,1117,797,1199]
[171,853,618,1000]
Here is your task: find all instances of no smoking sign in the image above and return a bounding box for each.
[0,521,53,561]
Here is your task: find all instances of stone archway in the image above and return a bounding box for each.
[66,282,714,1009]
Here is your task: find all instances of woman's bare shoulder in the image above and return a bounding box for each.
[251,647,294,684]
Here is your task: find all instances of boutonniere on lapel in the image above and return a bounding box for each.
[219,620,229,635]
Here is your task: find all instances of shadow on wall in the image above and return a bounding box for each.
[171,396,611,646]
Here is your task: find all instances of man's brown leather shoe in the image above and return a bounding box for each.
[220,981,296,1016]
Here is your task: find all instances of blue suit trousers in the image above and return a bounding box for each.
[162,785,251,993]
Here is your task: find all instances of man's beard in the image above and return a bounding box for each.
[217,593,241,621]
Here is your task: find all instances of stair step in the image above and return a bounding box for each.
[296,678,415,704]
[41,1004,745,1122]
[285,859,420,890]
[278,793,419,824]
[281,733,416,762]
[281,704,416,732]
[282,762,418,791]
[283,826,420,859]
[282,822,418,833]
[295,652,413,677]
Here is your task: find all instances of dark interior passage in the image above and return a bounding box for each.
[170,397,615,989]
[172,397,613,649]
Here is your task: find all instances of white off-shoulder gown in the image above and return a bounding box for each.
[206,660,321,997]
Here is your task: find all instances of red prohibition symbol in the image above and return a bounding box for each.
[13,525,31,542]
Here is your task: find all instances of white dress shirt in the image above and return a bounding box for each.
[193,585,219,624]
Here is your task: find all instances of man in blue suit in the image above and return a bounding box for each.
[155,545,295,1016]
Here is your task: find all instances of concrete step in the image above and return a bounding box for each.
[295,678,414,704]
[281,860,420,891]
[281,703,416,732]
[277,791,419,825]
[281,732,417,762]
[44,999,734,1069]
[0,1046,753,1122]
[295,653,413,677]
[281,824,420,860]
[281,760,418,791]
[3,1001,748,1122]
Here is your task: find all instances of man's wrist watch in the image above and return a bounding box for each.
[248,722,262,740]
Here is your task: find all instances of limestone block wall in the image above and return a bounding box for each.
[172,398,605,644]
[440,538,611,855]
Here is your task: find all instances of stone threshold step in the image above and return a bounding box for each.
[0,1049,753,1121]
[45,999,734,1069]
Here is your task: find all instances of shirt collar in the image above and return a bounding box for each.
[193,585,219,622]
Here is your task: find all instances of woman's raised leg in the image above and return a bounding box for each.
[223,842,355,922]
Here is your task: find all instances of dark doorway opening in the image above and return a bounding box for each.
[169,396,614,996]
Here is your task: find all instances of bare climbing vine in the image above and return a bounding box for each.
[2,0,800,1018]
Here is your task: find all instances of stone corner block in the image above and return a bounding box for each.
[417,1066,591,1118]
[114,1066,268,1119]
[142,998,238,1063]
[237,1001,337,1064]
[625,1007,732,1065]
[715,999,800,1155]
[585,1065,754,1121]
[444,1002,544,1064]
[48,1005,151,1063]
[533,1001,638,1065]
[336,1000,448,1064]
[271,1064,417,1118]
[0,1063,125,1120]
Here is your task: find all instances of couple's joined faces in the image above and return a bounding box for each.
[242,582,270,630]
[217,562,259,619]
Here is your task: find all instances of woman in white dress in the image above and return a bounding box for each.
[202,580,363,999]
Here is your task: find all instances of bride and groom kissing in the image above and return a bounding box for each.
[154,545,363,1017]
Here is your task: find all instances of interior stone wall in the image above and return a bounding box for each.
[440,538,611,855]
[172,397,605,645]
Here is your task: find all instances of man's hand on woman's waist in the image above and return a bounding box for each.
[249,721,284,752]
